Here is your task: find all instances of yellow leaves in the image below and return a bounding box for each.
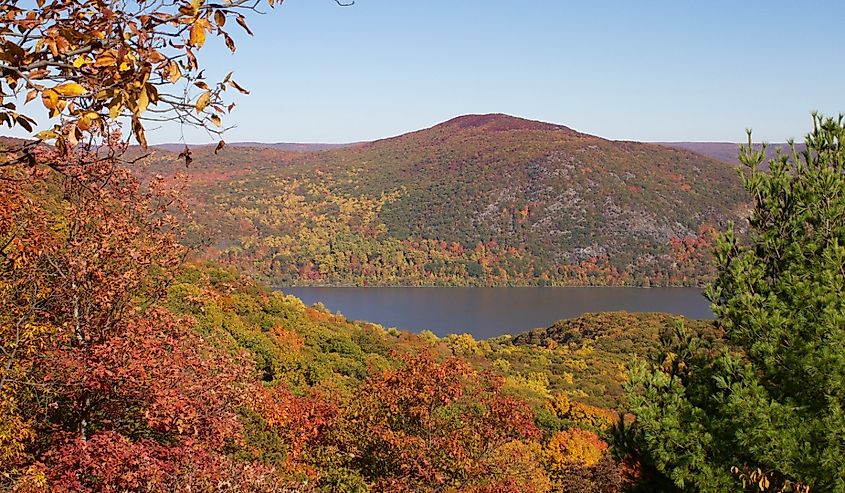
[40,89,63,118]
[729,466,810,493]
[547,393,571,417]
[0,400,36,472]
[37,83,86,118]
[546,394,617,430]
[7,466,48,491]
[108,98,123,119]
[543,428,608,472]
[195,91,210,113]
[136,88,150,115]
[0,0,268,147]
[64,122,83,147]
[35,129,57,140]
[189,19,210,48]
[166,60,182,83]
[72,55,91,68]
[53,82,86,97]
[134,84,159,116]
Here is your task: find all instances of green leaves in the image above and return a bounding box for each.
[622,114,845,492]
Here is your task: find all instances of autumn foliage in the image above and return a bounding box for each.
[329,351,548,492]
[0,2,645,491]
[0,0,268,151]
[0,138,272,490]
[0,142,632,490]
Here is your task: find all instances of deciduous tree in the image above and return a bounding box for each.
[331,351,549,492]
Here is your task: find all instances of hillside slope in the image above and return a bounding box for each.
[147,114,749,286]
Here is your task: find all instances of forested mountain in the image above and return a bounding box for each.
[148,114,748,286]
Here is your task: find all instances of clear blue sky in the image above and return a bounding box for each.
[46,1,845,143]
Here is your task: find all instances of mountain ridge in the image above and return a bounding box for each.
[143,113,750,287]
[139,114,799,166]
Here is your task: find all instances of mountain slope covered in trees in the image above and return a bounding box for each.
[149,114,748,286]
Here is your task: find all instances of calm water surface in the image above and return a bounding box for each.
[280,287,713,338]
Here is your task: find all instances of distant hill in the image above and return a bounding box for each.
[657,141,806,165]
[142,113,750,287]
[149,142,360,153]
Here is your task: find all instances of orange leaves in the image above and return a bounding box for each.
[214,10,227,27]
[227,76,251,94]
[544,428,608,471]
[0,0,278,148]
[0,149,279,488]
[255,384,340,463]
[189,19,210,48]
[0,145,216,488]
[272,326,304,352]
[331,351,545,491]
[223,32,237,53]
[40,88,64,118]
[93,51,118,68]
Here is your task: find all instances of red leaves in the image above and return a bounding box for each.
[0,144,282,490]
[332,351,546,491]
[255,384,340,464]
[39,431,285,493]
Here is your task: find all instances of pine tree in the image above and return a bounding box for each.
[621,114,845,492]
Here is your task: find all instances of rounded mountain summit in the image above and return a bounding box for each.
[146,113,749,286]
